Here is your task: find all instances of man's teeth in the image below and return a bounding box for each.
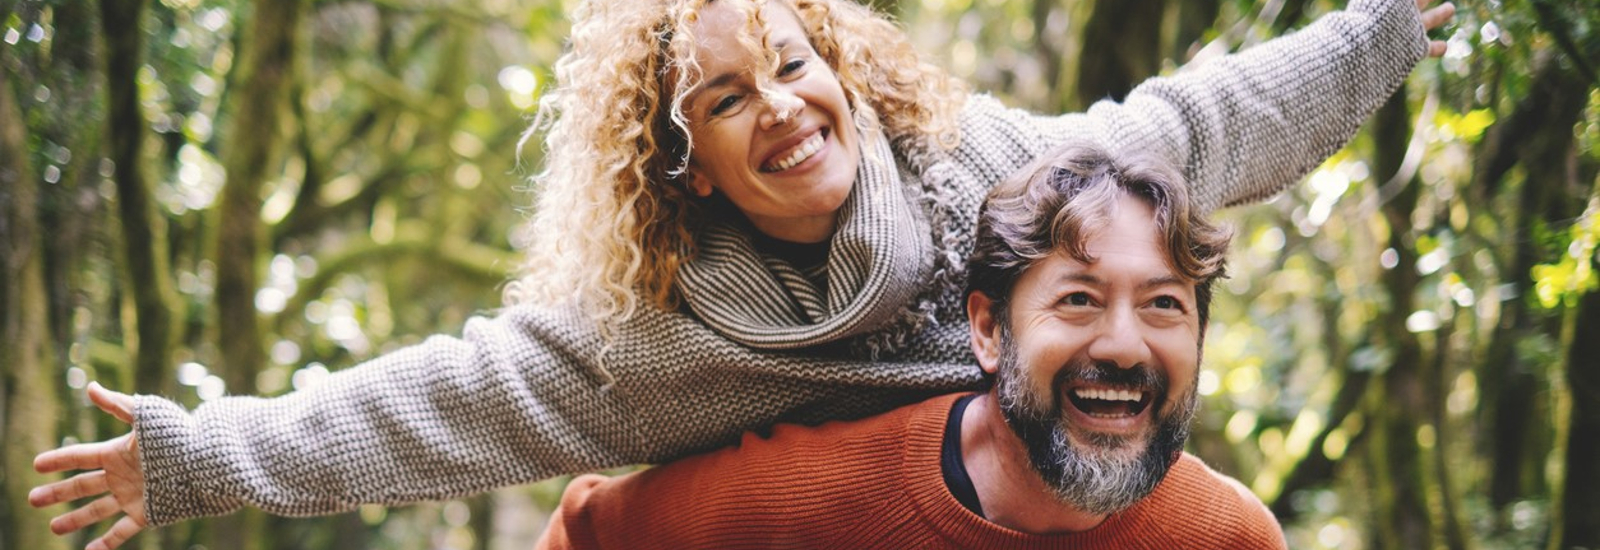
[764,133,824,172]
[1073,388,1142,402]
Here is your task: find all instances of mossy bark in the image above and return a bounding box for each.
[0,62,72,550]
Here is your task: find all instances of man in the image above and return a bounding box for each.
[536,141,1281,549]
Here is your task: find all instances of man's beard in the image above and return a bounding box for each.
[993,325,1198,515]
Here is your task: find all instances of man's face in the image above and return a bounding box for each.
[988,195,1202,514]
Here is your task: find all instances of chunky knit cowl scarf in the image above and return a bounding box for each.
[676,128,966,357]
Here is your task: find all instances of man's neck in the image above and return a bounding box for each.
[960,393,1110,534]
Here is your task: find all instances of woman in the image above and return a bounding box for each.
[32,0,1453,547]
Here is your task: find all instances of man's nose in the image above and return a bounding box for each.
[758,89,804,129]
[1086,306,1152,369]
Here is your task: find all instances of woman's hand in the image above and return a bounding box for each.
[1420,0,1457,57]
[30,382,149,550]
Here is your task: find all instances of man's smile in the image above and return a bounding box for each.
[1066,386,1153,418]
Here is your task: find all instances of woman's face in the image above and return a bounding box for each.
[680,1,861,243]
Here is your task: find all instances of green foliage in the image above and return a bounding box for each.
[1434,108,1495,144]
[1532,199,1600,309]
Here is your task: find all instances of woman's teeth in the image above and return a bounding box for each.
[763,133,824,173]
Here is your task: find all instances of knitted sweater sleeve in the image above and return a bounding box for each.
[132,303,976,526]
[986,0,1427,214]
[131,305,640,525]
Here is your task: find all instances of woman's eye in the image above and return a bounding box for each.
[778,58,807,77]
[1152,296,1183,310]
[710,94,743,116]
[1063,292,1092,306]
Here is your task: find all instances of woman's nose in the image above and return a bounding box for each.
[759,89,804,128]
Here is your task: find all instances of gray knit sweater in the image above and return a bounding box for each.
[134,0,1425,526]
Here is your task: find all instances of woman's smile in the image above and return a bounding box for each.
[681,1,861,243]
[760,128,828,173]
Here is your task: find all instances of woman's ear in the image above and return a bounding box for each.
[966,291,1003,375]
[684,169,714,197]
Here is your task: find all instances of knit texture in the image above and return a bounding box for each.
[537,394,1287,549]
[133,0,1424,527]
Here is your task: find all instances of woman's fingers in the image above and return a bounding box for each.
[49,494,121,535]
[34,435,128,474]
[28,470,109,508]
[88,516,146,550]
[87,382,135,424]
[1421,2,1455,32]
[1416,2,1455,58]
[34,441,105,474]
[29,383,147,549]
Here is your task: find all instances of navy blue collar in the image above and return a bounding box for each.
[940,393,984,517]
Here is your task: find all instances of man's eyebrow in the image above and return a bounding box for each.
[1138,275,1190,293]
[1058,273,1104,286]
[1055,272,1189,291]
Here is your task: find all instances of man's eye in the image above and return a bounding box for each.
[1152,296,1182,310]
[710,94,743,116]
[778,58,807,77]
[1063,293,1092,306]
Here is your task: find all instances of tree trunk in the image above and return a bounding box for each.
[38,0,105,390]
[100,0,177,396]
[215,0,306,397]
[1560,282,1600,547]
[1168,0,1220,62]
[1074,0,1166,109]
[210,0,307,547]
[0,63,73,550]
[1470,49,1593,530]
[1365,90,1434,550]
[1031,0,1073,112]
[1428,293,1471,550]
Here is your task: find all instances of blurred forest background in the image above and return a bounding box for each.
[2,0,1598,548]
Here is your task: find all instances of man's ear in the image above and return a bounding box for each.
[967,291,1003,375]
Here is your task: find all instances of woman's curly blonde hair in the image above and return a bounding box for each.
[505,0,968,327]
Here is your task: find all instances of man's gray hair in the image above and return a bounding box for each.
[964,140,1232,328]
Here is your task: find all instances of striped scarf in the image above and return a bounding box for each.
[677,130,953,355]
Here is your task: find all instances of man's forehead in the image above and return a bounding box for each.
[1030,251,1193,288]
[1030,199,1192,288]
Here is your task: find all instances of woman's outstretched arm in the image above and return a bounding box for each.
[32,302,980,547]
[984,0,1454,214]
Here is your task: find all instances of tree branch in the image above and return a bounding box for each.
[274,222,515,331]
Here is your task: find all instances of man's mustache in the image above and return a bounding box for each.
[1053,358,1168,395]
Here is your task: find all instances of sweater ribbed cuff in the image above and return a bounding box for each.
[135,395,246,527]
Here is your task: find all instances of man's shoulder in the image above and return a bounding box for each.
[736,392,957,450]
[1130,453,1288,549]
[537,395,962,549]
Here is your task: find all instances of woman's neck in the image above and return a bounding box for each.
[748,214,836,244]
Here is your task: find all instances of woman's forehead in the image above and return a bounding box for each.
[681,0,805,50]
[674,0,811,77]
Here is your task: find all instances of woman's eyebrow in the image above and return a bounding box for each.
[685,72,742,105]
[683,36,801,105]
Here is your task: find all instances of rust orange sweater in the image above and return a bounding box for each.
[538,394,1286,549]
